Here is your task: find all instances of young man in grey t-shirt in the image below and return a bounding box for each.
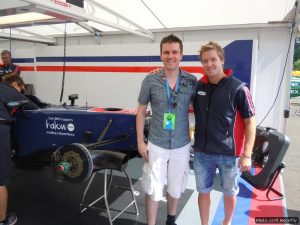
[136,34,197,225]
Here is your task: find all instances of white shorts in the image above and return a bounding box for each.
[141,141,191,201]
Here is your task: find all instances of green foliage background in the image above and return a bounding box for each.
[294,40,300,69]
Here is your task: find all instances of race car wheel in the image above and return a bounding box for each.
[52,143,93,183]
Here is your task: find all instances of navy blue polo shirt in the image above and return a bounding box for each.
[0,63,21,81]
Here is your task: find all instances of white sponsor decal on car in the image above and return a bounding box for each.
[45,116,75,136]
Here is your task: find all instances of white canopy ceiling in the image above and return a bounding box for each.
[0,0,297,43]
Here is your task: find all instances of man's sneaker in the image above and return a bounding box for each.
[0,212,17,225]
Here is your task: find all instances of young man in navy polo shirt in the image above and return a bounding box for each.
[193,41,256,225]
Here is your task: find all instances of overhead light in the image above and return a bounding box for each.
[0,31,56,44]
[0,12,55,26]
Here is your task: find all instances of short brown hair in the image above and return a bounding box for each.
[160,34,183,54]
[199,41,224,62]
[1,50,11,57]
[4,75,25,87]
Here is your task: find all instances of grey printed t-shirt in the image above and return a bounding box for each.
[138,69,197,149]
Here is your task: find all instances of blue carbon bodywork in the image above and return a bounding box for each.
[12,106,138,157]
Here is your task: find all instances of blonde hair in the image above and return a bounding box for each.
[199,41,224,61]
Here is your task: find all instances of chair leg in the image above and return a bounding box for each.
[106,169,114,194]
[79,168,139,225]
[104,169,113,225]
[80,172,96,213]
[124,169,139,215]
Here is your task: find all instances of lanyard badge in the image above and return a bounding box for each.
[163,77,179,130]
[163,112,176,130]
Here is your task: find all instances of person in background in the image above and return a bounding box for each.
[0,75,38,225]
[0,50,21,83]
[193,41,256,225]
[3,76,25,94]
[136,34,197,225]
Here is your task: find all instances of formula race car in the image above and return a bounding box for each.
[11,94,149,182]
[10,94,290,199]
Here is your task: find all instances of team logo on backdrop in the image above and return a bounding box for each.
[45,116,75,136]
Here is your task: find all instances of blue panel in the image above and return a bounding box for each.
[12,58,34,63]
[224,40,253,86]
[183,55,199,61]
[36,55,199,62]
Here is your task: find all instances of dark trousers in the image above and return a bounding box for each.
[0,125,12,186]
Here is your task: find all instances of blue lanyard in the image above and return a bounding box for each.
[166,77,180,112]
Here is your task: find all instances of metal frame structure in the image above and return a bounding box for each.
[0,0,154,44]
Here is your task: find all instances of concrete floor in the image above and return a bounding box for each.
[284,100,300,218]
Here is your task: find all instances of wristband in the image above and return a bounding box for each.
[242,154,251,159]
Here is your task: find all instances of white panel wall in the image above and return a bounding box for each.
[254,27,292,131]
[34,43,162,107]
